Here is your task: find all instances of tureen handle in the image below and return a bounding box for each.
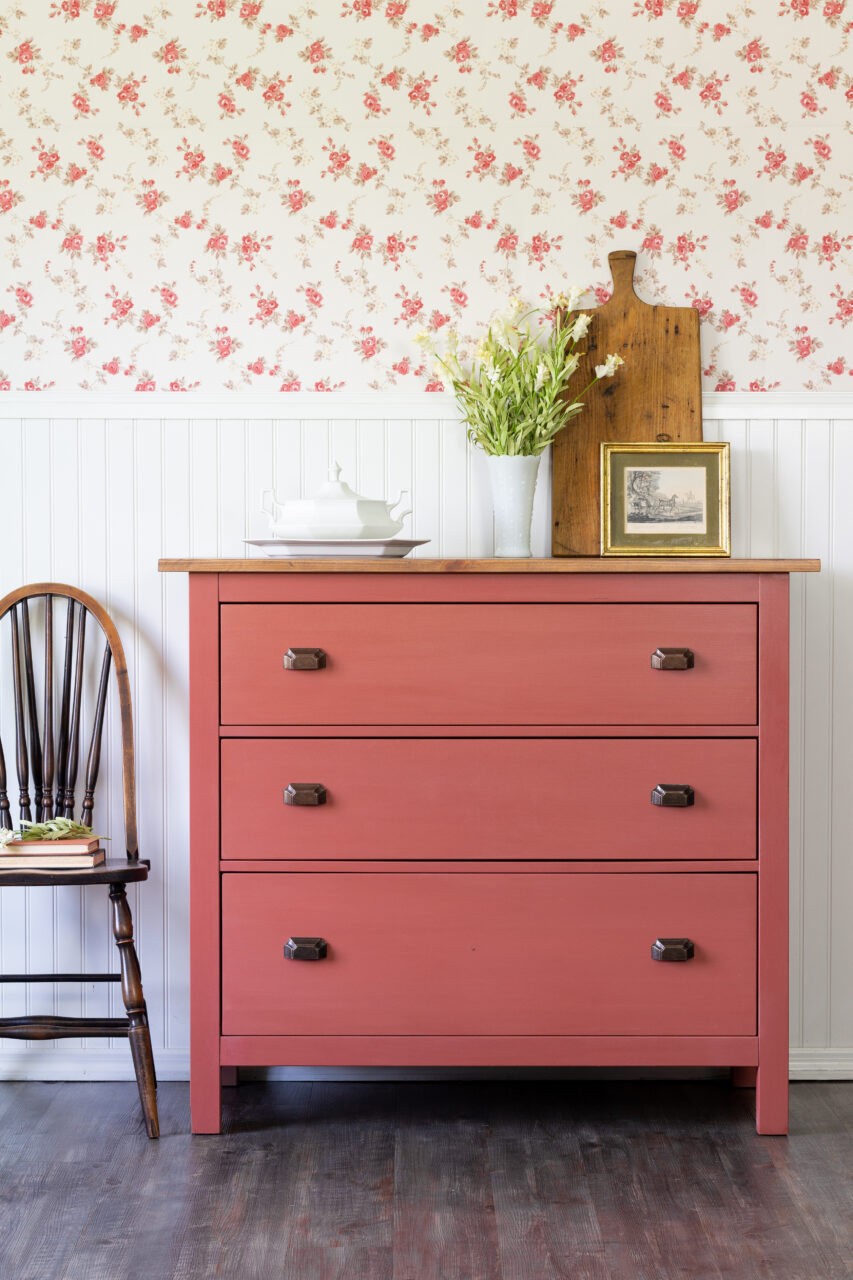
[388,489,412,522]
[261,488,276,518]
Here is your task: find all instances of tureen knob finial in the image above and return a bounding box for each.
[329,460,342,482]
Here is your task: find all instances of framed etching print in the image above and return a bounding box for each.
[601,442,730,556]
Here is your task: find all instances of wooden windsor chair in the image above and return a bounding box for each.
[0,583,159,1138]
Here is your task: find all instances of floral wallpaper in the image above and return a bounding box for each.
[0,0,851,392]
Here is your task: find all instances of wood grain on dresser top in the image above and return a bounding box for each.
[160,557,819,573]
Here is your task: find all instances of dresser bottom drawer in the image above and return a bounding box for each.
[221,872,756,1038]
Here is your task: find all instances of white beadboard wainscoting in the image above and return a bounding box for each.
[0,391,850,1083]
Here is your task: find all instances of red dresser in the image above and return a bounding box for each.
[159,557,819,1135]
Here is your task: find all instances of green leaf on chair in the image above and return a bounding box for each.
[17,817,105,841]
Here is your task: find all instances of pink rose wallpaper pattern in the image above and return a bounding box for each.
[0,0,851,392]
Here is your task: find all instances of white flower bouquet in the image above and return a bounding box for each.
[415,291,624,457]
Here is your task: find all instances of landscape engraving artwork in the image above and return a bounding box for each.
[624,467,706,534]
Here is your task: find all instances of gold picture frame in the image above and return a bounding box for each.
[601,442,730,557]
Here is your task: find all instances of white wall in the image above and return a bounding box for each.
[0,392,850,1081]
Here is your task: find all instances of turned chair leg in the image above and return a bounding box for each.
[110,882,160,1138]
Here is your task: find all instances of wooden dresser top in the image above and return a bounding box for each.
[159,557,819,574]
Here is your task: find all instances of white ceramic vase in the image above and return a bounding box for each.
[485,454,541,558]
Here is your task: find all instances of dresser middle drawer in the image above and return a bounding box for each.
[220,738,756,861]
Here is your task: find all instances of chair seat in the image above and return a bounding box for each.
[0,858,150,887]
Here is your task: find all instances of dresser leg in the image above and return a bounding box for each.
[755,573,790,1138]
[731,1066,757,1088]
[191,1065,222,1134]
[755,1062,789,1135]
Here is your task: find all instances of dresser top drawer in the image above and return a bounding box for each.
[220,603,757,726]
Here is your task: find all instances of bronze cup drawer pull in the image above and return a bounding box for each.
[651,783,695,808]
[651,938,695,962]
[284,937,328,961]
[283,783,327,806]
[283,647,327,670]
[650,647,695,670]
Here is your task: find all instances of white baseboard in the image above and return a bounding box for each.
[788,1048,853,1080]
[1,1047,851,1083]
[0,1047,190,1082]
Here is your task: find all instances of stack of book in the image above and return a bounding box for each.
[0,836,105,869]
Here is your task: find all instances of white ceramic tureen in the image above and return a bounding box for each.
[261,463,412,540]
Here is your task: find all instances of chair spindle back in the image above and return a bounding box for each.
[0,585,138,860]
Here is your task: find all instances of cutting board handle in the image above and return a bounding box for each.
[608,250,638,303]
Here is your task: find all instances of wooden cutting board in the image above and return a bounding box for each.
[551,250,703,556]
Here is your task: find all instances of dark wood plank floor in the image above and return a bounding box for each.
[0,1079,851,1280]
